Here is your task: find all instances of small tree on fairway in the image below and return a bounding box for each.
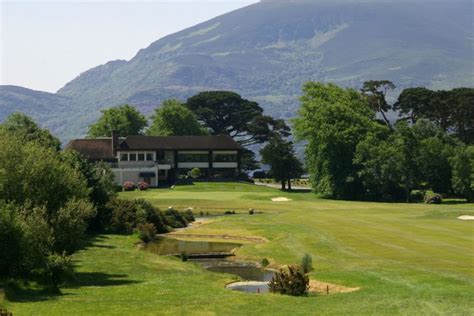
[260,137,303,190]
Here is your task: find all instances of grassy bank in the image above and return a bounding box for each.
[2,182,473,315]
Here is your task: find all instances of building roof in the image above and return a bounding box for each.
[66,135,242,160]
[65,138,115,160]
[119,135,242,151]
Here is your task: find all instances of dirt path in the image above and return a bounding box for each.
[167,232,268,243]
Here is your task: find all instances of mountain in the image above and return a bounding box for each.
[1,0,472,141]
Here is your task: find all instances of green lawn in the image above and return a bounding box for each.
[2,182,474,315]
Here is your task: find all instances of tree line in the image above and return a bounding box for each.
[294,82,473,202]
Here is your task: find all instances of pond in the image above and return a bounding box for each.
[145,237,242,256]
[147,237,275,293]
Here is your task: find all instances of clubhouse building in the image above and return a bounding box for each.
[66,131,242,186]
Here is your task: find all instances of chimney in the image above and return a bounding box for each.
[111,130,119,156]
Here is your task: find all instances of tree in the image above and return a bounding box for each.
[147,99,208,136]
[87,104,147,137]
[260,137,303,190]
[186,91,290,172]
[293,82,378,199]
[361,80,396,129]
[186,91,289,146]
[0,112,60,150]
[394,87,474,144]
[450,145,474,202]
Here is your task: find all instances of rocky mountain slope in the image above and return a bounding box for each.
[1,0,472,140]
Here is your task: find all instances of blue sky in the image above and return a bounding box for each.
[0,0,258,92]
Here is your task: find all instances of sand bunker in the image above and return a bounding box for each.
[226,280,360,295]
[309,280,360,295]
[457,215,474,220]
[271,197,292,202]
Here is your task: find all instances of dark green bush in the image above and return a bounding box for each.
[164,207,188,228]
[424,191,443,204]
[268,265,309,296]
[137,223,156,243]
[181,208,195,222]
[261,258,270,268]
[0,203,24,276]
[46,252,73,289]
[106,199,138,233]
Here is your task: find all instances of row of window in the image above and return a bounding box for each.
[119,152,237,163]
[120,152,154,162]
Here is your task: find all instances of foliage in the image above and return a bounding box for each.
[361,80,396,129]
[301,253,313,273]
[261,136,303,190]
[0,203,25,276]
[181,208,195,222]
[261,258,270,268]
[424,191,443,204]
[147,99,208,136]
[394,87,474,144]
[106,199,139,234]
[51,198,96,254]
[123,181,136,192]
[46,252,73,289]
[293,82,377,199]
[137,223,157,243]
[164,207,188,228]
[450,145,474,202]
[60,151,117,231]
[0,130,90,212]
[186,91,290,146]
[138,182,150,191]
[268,265,309,296]
[87,104,147,137]
[0,112,61,150]
[188,168,201,179]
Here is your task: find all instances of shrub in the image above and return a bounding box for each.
[261,258,270,268]
[137,223,156,243]
[301,253,313,273]
[122,181,136,191]
[188,168,201,179]
[182,208,195,222]
[224,210,236,215]
[46,252,73,289]
[249,208,255,215]
[424,191,443,204]
[269,265,309,296]
[138,182,150,191]
[0,203,24,276]
[51,198,96,254]
[164,207,188,228]
[106,199,138,233]
[180,252,189,262]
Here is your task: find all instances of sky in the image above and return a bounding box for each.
[0,0,258,93]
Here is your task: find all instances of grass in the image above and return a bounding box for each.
[2,182,473,315]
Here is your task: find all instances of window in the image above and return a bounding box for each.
[138,153,145,161]
[129,153,137,161]
[146,153,153,161]
[213,153,237,162]
[120,153,128,161]
[178,153,209,162]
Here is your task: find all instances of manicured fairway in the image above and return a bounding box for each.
[2,183,473,315]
